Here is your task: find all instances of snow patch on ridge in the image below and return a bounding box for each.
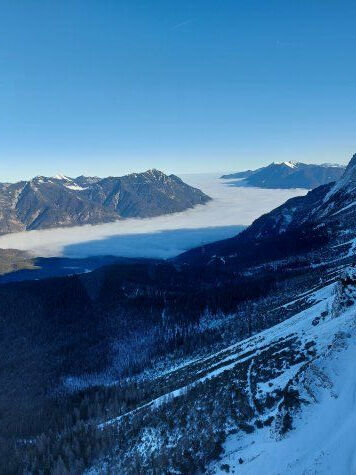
[64,184,88,191]
[210,279,356,475]
[52,173,72,181]
[212,322,356,475]
[282,161,297,169]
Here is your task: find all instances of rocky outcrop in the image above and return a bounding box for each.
[0,170,211,233]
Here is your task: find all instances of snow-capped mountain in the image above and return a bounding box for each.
[3,153,356,474]
[221,161,345,189]
[7,244,356,474]
[88,267,356,474]
[0,169,211,234]
[178,154,356,267]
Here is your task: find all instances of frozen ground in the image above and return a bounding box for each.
[0,174,306,258]
[211,332,356,475]
[87,266,356,475]
[209,285,356,475]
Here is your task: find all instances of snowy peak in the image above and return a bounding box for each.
[52,173,72,181]
[0,170,211,233]
[221,161,345,189]
[125,168,172,182]
[279,160,298,168]
[323,153,356,201]
[332,153,356,189]
[180,152,356,269]
[345,152,356,171]
[144,168,164,177]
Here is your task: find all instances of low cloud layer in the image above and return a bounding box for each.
[0,175,307,259]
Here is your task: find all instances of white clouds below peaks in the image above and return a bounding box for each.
[0,174,307,259]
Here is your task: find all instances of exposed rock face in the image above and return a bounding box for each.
[178,153,356,266]
[221,161,345,189]
[2,157,356,474]
[332,266,356,317]
[0,169,211,233]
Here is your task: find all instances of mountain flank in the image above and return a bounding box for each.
[2,153,356,473]
[221,161,345,189]
[0,169,211,234]
[179,154,356,267]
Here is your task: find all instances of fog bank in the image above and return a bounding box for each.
[0,175,307,258]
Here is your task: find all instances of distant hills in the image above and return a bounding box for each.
[0,169,211,234]
[221,161,345,189]
[179,154,356,267]
[3,154,356,473]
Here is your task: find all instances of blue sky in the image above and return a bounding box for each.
[1,0,356,181]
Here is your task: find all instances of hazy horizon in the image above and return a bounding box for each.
[2,0,355,182]
[0,159,350,184]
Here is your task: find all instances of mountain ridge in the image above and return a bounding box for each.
[2,154,356,473]
[221,161,345,189]
[177,154,356,268]
[0,169,211,234]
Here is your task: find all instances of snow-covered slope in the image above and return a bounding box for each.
[87,264,356,474]
[212,333,356,475]
[221,162,345,189]
[178,153,356,268]
[211,275,356,474]
[11,154,356,475]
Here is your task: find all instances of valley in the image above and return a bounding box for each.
[2,156,356,474]
[0,174,305,265]
[3,2,354,473]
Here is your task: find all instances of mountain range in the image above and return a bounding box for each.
[2,154,356,474]
[0,169,211,234]
[181,154,356,268]
[221,161,345,189]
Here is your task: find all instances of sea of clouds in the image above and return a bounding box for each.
[0,174,307,259]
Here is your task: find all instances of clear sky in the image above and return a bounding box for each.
[1,0,356,181]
